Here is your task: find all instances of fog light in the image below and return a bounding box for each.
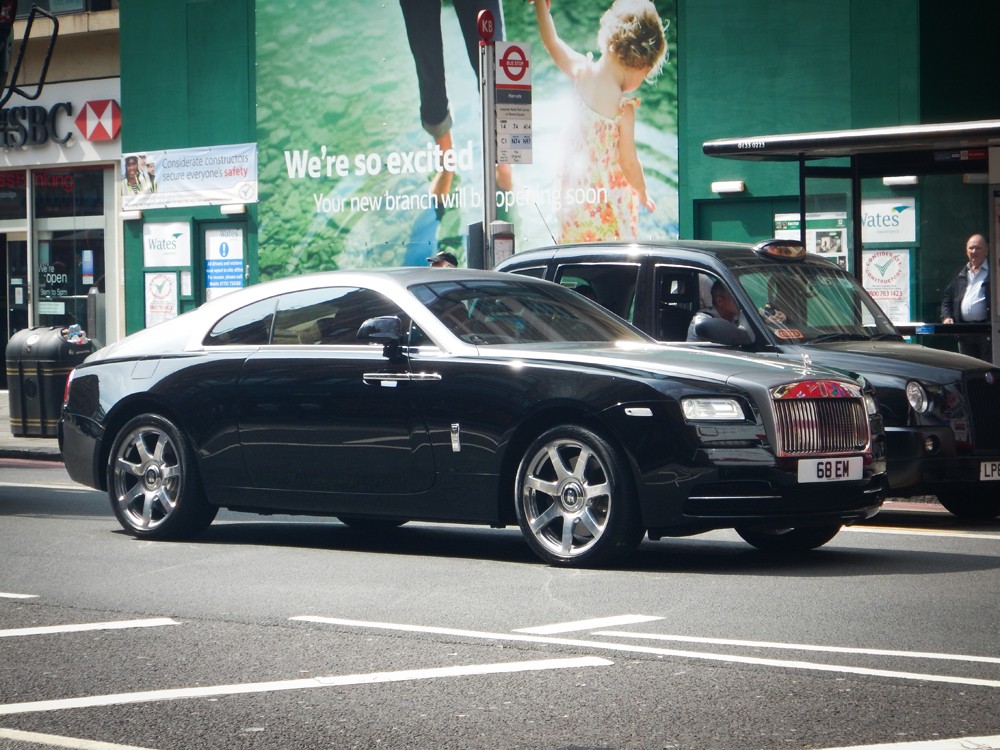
[923,435,940,455]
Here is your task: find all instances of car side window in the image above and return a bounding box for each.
[204,298,277,346]
[653,267,704,341]
[553,263,640,323]
[271,287,408,345]
[507,265,546,279]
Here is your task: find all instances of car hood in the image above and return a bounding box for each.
[777,341,995,385]
[485,341,854,390]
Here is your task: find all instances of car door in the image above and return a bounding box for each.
[236,285,435,500]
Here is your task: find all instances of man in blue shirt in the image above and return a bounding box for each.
[941,233,991,361]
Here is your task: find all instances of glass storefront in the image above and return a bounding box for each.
[1,165,112,386]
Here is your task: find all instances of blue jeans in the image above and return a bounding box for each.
[399,0,505,138]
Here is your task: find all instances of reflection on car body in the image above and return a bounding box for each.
[60,268,885,566]
[496,239,1000,520]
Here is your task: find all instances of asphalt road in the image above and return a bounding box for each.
[1,459,999,750]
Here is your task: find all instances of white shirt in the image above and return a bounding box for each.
[960,262,989,322]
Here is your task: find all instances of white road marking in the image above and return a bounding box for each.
[0,592,38,599]
[291,616,1000,689]
[593,630,1000,665]
[845,526,1000,540]
[514,614,663,634]
[0,656,610,716]
[820,734,1000,750]
[0,618,180,639]
[0,482,96,493]
[0,727,160,749]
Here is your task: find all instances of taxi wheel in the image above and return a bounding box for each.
[107,413,218,539]
[935,493,1000,521]
[735,524,842,553]
[515,425,643,567]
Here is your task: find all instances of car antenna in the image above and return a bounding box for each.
[534,203,557,244]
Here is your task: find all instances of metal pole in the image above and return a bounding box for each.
[480,39,497,267]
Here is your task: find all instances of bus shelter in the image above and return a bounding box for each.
[703,120,1000,363]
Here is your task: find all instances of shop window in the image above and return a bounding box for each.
[33,167,104,218]
[0,170,26,221]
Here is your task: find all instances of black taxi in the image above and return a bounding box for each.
[496,239,1000,520]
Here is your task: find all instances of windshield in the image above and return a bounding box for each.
[734,261,901,344]
[410,278,649,345]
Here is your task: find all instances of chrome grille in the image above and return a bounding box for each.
[773,398,870,456]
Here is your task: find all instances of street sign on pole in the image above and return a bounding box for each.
[495,41,532,165]
[477,10,497,268]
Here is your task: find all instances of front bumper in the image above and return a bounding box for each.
[885,426,1000,494]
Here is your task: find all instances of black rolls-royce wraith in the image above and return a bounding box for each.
[60,268,886,566]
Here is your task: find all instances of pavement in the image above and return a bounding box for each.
[0,390,63,462]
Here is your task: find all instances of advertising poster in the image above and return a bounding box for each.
[255,1,678,280]
[204,227,246,300]
[774,212,849,269]
[121,143,258,211]
[144,272,178,328]
[860,196,916,245]
[862,248,912,324]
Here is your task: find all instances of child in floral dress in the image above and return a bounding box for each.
[533,0,667,242]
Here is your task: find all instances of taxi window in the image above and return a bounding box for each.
[553,263,640,323]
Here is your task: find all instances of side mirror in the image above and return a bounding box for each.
[357,316,405,359]
[693,317,753,346]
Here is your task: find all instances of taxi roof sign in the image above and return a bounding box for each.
[754,239,807,260]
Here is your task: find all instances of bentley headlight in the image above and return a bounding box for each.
[681,397,743,421]
[905,381,930,413]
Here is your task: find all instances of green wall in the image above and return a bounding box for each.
[118,0,256,333]
[678,0,997,329]
[679,0,920,238]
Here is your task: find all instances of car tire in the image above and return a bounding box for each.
[735,524,842,553]
[935,493,1000,521]
[515,425,643,567]
[107,413,218,539]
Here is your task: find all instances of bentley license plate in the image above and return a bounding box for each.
[798,456,862,483]
[981,461,1000,480]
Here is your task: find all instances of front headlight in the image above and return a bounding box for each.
[864,393,878,416]
[905,381,930,413]
[681,397,744,421]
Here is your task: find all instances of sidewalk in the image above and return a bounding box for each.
[0,390,63,462]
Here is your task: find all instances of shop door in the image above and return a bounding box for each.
[3,233,29,388]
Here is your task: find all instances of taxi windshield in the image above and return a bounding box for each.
[733,262,901,344]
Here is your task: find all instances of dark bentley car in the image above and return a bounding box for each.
[496,240,1000,520]
[60,269,885,567]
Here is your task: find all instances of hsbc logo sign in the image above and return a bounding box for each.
[74,99,121,141]
[0,98,121,148]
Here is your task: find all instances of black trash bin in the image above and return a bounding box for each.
[6,325,95,438]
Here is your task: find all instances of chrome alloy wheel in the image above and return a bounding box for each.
[112,423,182,532]
[519,436,615,561]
